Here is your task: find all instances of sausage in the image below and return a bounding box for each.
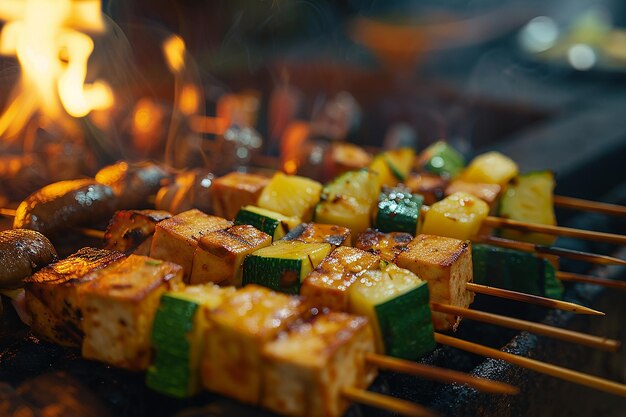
[0,229,57,289]
[13,179,117,236]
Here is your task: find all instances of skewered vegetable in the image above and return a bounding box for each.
[369,148,414,188]
[416,141,465,178]
[0,229,56,290]
[257,172,322,221]
[422,192,490,240]
[104,210,172,255]
[234,205,300,241]
[212,172,270,220]
[374,186,424,235]
[282,222,351,247]
[460,151,518,186]
[404,173,448,205]
[445,180,502,208]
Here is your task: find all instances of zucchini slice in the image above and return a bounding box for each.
[242,241,332,294]
[498,171,557,245]
[348,263,436,360]
[234,205,301,241]
[369,148,414,188]
[417,141,465,178]
[257,172,322,221]
[282,222,351,247]
[375,187,424,235]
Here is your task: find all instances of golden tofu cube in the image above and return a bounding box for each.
[191,224,272,286]
[301,246,380,311]
[104,210,172,254]
[80,255,184,370]
[287,223,351,247]
[461,151,518,186]
[445,180,501,207]
[396,234,473,331]
[422,192,489,240]
[354,229,413,263]
[150,209,232,280]
[212,172,270,220]
[202,285,308,404]
[404,173,448,205]
[262,312,377,417]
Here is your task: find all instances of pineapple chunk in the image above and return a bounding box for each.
[202,285,308,404]
[285,223,351,247]
[104,210,172,255]
[212,172,270,220]
[150,209,232,280]
[81,255,183,370]
[396,234,473,331]
[422,192,489,240]
[261,312,377,417]
[191,224,271,286]
[301,246,380,311]
[404,173,448,205]
[461,151,518,186]
[257,172,322,221]
[355,229,413,263]
[445,180,501,207]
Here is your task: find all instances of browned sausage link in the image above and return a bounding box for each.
[13,179,117,236]
[0,229,57,289]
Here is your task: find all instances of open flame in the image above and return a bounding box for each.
[0,0,113,140]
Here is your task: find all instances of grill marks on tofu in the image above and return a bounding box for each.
[150,209,232,280]
[104,210,172,255]
[24,248,126,347]
[284,223,351,247]
[80,255,184,370]
[396,234,473,331]
[261,312,377,417]
[355,229,413,263]
[212,172,270,220]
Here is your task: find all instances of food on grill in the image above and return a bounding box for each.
[404,172,448,205]
[460,151,519,186]
[13,179,117,236]
[155,169,215,215]
[422,191,490,240]
[234,205,300,241]
[301,246,380,311]
[354,229,413,262]
[374,186,424,235]
[325,142,372,180]
[416,141,465,178]
[95,161,171,209]
[104,210,172,255]
[396,234,474,331]
[257,172,322,221]
[146,283,235,398]
[282,222,351,247]
[0,229,57,290]
[149,209,232,280]
[314,169,379,238]
[262,311,376,417]
[191,224,271,286]
[369,148,414,188]
[445,180,502,208]
[80,255,183,370]
[498,171,557,245]
[211,172,271,220]
[24,248,126,347]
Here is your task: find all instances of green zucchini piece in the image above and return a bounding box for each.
[418,141,465,178]
[234,205,300,241]
[375,187,424,235]
[384,148,415,182]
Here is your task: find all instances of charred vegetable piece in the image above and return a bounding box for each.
[283,222,351,247]
[0,229,57,290]
[461,151,518,186]
[498,171,557,245]
[422,192,489,240]
[155,169,214,215]
[104,210,172,255]
[416,141,465,178]
[191,225,271,286]
[146,284,235,398]
[234,205,300,241]
[375,187,424,235]
[257,172,322,221]
[349,263,436,360]
[95,161,170,209]
[354,229,413,263]
[473,244,563,299]
[262,312,377,417]
[445,180,501,208]
[314,169,379,238]
[242,241,332,295]
[404,173,448,205]
[396,234,473,331]
[211,172,270,220]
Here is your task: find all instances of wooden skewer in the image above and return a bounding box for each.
[0,208,16,217]
[434,333,626,398]
[431,303,619,352]
[557,271,626,291]
[475,235,626,267]
[554,195,626,217]
[465,282,604,316]
[482,216,626,246]
[341,386,437,417]
[366,353,518,395]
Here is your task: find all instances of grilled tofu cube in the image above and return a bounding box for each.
[284,223,351,247]
[242,241,332,295]
[105,210,172,255]
[396,234,473,331]
[461,151,518,186]
[150,209,232,280]
[301,246,380,311]
[24,248,126,347]
[81,255,183,370]
[262,312,377,417]
[235,205,301,241]
[258,172,322,221]
[212,172,270,220]
[191,225,271,286]
[202,285,308,404]
[355,229,413,263]
[147,284,235,398]
[422,192,489,240]
[445,180,501,208]
[404,173,448,205]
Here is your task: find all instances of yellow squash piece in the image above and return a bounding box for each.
[461,151,519,186]
[422,192,489,240]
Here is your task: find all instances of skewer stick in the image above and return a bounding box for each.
[434,333,626,398]
[554,195,626,217]
[475,235,626,267]
[366,353,518,395]
[0,208,16,217]
[465,282,604,316]
[431,303,619,352]
[482,216,626,246]
[557,271,626,291]
[0,208,105,240]
[341,386,437,417]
